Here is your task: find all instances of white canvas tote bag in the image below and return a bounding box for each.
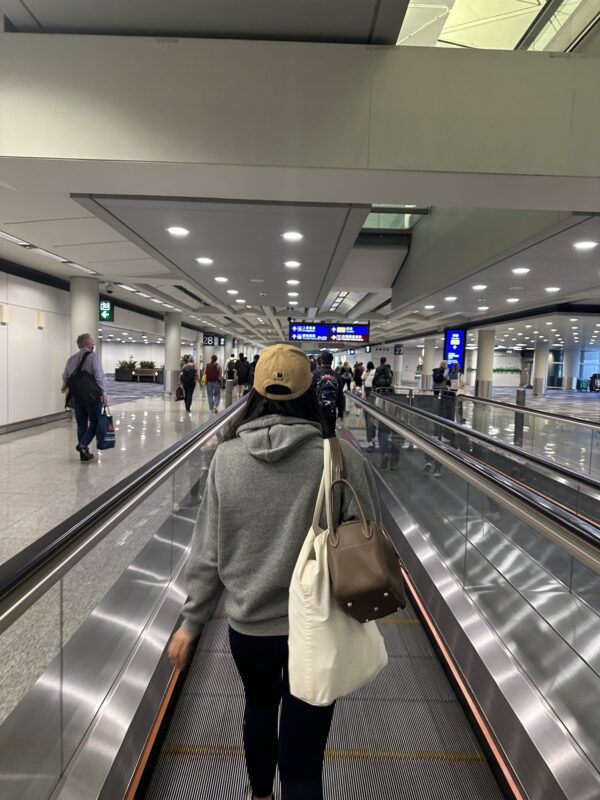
[288,440,388,706]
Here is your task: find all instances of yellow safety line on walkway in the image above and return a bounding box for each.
[163,744,485,763]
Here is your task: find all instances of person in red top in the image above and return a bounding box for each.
[203,355,222,413]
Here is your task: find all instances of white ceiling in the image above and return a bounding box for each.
[0,0,408,44]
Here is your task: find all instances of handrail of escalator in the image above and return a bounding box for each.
[0,400,245,628]
[458,392,600,429]
[374,391,600,493]
[350,393,600,565]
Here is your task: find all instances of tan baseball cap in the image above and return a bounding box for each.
[254,344,313,401]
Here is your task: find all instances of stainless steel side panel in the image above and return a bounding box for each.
[378,476,600,800]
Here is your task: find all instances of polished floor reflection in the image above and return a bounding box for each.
[0,389,213,566]
[492,387,600,422]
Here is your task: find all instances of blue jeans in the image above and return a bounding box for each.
[206,380,221,410]
[73,399,102,447]
[229,627,335,800]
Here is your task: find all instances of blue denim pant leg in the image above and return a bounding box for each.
[73,399,102,447]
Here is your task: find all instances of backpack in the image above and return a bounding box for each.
[226,359,236,379]
[315,370,339,409]
[67,351,102,406]
[373,365,391,388]
[237,360,250,382]
[180,366,196,387]
[205,362,220,382]
[432,366,446,384]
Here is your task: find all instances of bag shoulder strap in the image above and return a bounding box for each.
[328,436,344,482]
[75,350,92,375]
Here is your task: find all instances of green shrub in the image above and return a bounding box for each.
[116,358,137,369]
[139,360,156,369]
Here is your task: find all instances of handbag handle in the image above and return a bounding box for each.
[324,440,371,547]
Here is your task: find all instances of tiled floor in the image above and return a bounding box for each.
[0,383,214,566]
[493,387,600,422]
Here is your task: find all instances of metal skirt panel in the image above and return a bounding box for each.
[144,612,503,800]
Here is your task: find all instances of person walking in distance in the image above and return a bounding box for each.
[180,357,199,413]
[204,355,222,413]
[236,355,251,398]
[312,350,345,437]
[168,343,380,800]
[248,354,260,389]
[62,333,108,462]
[226,354,237,382]
[432,360,449,396]
[372,357,393,390]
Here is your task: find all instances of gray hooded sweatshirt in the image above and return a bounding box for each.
[182,414,380,637]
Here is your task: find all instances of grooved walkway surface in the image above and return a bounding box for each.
[145,608,502,800]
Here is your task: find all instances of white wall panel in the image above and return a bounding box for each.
[7,274,69,315]
[6,306,69,423]
[0,273,70,425]
[0,274,7,425]
[101,341,194,374]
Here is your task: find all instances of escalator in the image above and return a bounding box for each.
[1,397,600,800]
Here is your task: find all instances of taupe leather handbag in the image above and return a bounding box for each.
[326,438,407,623]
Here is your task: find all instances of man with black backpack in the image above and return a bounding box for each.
[62,333,107,462]
[372,357,393,390]
[432,359,449,396]
[312,350,345,437]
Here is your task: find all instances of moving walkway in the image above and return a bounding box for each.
[1,397,600,799]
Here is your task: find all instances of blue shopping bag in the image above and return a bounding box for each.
[97,405,116,450]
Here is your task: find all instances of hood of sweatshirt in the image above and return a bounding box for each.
[237,415,323,463]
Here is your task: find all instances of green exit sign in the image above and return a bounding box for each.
[99,298,114,322]
[365,345,372,353]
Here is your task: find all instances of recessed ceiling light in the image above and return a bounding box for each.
[118,284,136,292]
[570,318,578,322]
[282,231,303,242]
[196,257,214,265]
[512,267,530,275]
[166,226,189,237]
[545,287,560,293]
[287,279,300,286]
[444,296,457,302]
[572,326,578,329]
[236,299,246,303]
[478,306,489,311]
[285,260,301,268]
[506,298,519,304]
[472,284,487,291]
[508,327,514,330]
[214,277,228,283]
[288,292,299,297]
[136,292,151,298]
[289,301,298,305]
[574,241,598,251]
[525,324,532,328]
[151,298,163,304]
[424,304,435,310]
[227,289,239,295]
[545,322,553,326]
[66,262,97,275]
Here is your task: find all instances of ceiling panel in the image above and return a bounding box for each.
[51,241,152,263]
[2,217,126,247]
[83,196,369,311]
[335,245,407,290]
[3,0,405,44]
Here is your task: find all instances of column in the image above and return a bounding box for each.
[533,338,550,396]
[225,335,235,362]
[195,332,204,367]
[475,329,495,398]
[421,337,435,390]
[70,276,100,355]
[392,349,402,387]
[236,337,245,356]
[164,311,182,394]
[562,347,580,391]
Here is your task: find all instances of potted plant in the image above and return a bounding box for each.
[115,357,137,382]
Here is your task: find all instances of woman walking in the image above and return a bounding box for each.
[168,344,380,800]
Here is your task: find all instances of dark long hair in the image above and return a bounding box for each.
[227,386,327,440]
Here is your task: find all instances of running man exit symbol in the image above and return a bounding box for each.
[99,299,114,322]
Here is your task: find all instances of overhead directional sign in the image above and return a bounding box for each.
[203,333,226,347]
[99,298,114,322]
[444,329,465,369]
[288,322,370,343]
[329,324,370,343]
[289,323,329,342]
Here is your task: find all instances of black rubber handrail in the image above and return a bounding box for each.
[0,401,245,601]
[352,394,600,553]
[373,392,600,495]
